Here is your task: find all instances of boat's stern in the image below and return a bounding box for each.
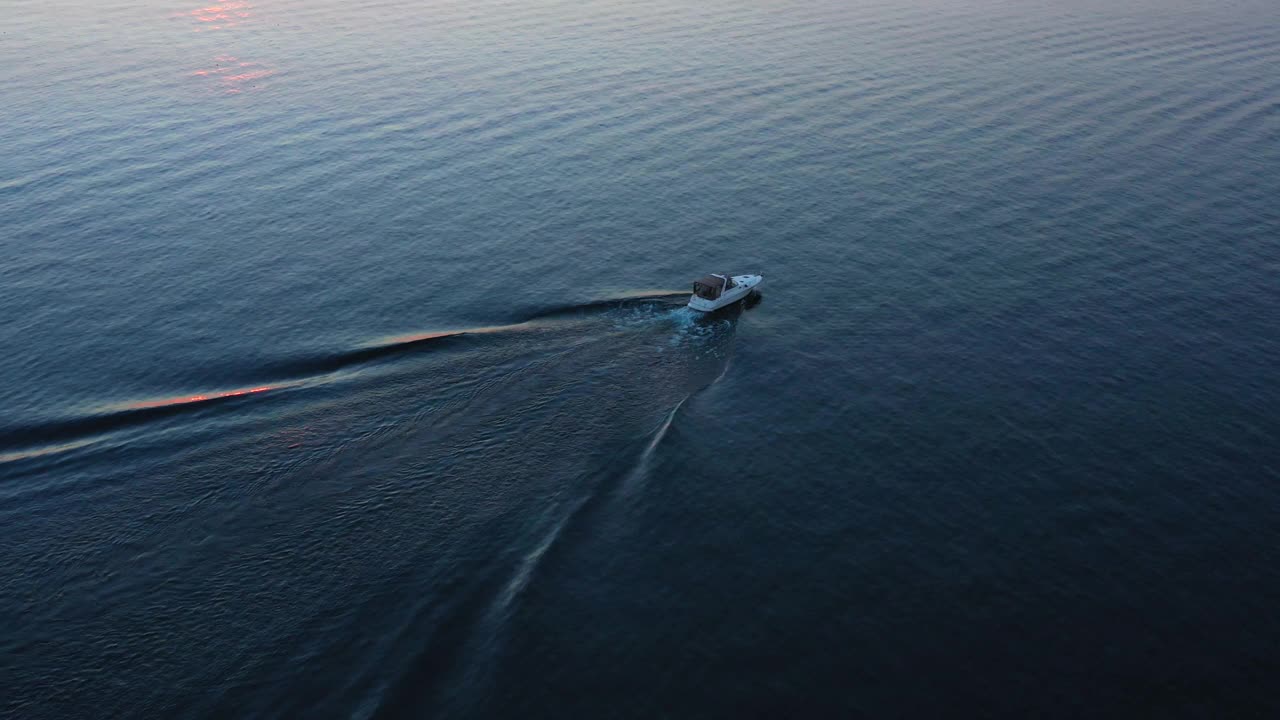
[687,295,719,312]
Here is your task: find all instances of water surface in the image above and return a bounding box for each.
[3,0,1280,716]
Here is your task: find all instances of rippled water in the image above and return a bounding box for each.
[3,0,1280,716]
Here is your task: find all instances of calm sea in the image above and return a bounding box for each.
[3,0,1280,716]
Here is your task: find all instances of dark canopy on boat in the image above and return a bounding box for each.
[692,274,735,300]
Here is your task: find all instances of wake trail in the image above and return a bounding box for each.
[0,292,706,460]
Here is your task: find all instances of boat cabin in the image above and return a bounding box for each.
[692,274,736,300]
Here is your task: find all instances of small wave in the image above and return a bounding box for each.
[516,291,689,322]
[252,329,485,380]
[493,500,582,618]
[248,309,627,382]
[619,396,687,496]
[0,383,291,456]
[0,438,99,466]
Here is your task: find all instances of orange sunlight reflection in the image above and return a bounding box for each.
[193,54,275,94]
[126,384,281,410]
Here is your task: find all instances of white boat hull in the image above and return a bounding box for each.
[688,274,762,312]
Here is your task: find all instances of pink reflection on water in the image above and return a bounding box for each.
[190,1,253,30]
[193,54,274,94]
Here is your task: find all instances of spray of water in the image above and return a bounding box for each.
[609,304,734,350]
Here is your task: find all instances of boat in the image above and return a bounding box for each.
[688,273,763,312]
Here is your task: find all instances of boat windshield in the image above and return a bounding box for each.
[693,274,734,300]
[693,282,721,300]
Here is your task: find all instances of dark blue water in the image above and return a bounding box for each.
[4,0,1280,716]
